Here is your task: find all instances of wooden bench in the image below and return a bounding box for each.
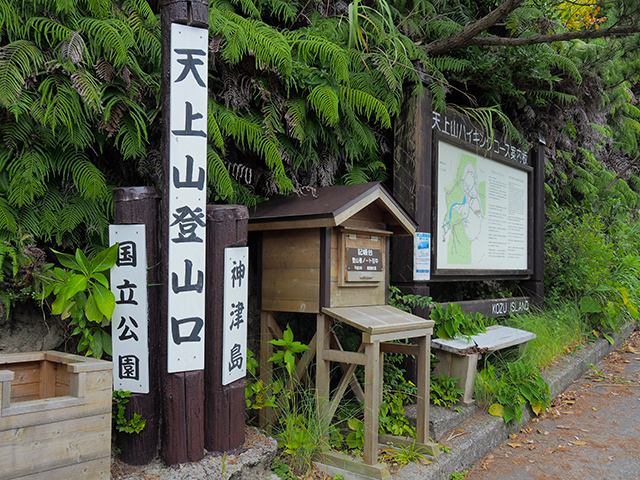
[431,325,536,405]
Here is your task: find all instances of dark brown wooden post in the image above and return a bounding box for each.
[204,205,249,451]
[113,187,162,464]
[392,88,433,307]
[521,138,546,306]
[160,0,208,465]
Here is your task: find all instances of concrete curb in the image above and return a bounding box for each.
[393,322,637,480]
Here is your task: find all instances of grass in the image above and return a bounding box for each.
[502,300,590,370]
[474,300,590,409]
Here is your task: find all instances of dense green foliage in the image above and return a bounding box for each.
[1,0,639,252]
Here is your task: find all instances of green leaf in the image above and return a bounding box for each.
[92,331,103,358]
[51,294,68,315]
[85,293,103,323]
[93,282,116,319]
[52,249,80,270]
[102,331,112,356]
[75,248,91,274]
[579,296,601,314]
[91,244,119,272]
[91,272,109,288]
[64,274,88,299]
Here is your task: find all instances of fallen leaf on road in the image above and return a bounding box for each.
[563,400,575,404]
[557,425,571,430]
[508,443,522,448]
[529,446,536,450]
[570,441,587,446]
[509,434,517,439]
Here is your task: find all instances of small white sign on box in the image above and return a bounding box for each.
[222,247,249,386]
[110,224,149,394]
[167,23,208,373]
[414,232,431,281]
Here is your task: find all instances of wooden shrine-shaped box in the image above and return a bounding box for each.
[250,183,438,477]
[250,182,415,312]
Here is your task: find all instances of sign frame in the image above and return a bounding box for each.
[431,122,534,280]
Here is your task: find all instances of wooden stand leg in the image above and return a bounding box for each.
[363,341,381,465]
[416,335,429,444]
[316,313,331,427]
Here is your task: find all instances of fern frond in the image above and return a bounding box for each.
[339,85,391,129]
[212,104,293,192]
[529,89,577,106]
[289,31,350,84]
[209,7,292,77]
[0,197,18,233]
[0,40,45,107]
[308,85,339,127]
[70,69,103,113]
[27,16,76,46]
[208,103,225,150]
[207,146,234,200]
[78,17,135,68]
[7,147,50,207]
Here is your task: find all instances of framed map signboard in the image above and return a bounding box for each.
[434,139,532,276]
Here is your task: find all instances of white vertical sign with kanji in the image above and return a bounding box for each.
[222,247,248,385]
[167,24,208,373]
[110,225,149,393]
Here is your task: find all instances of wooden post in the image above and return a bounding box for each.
[521,138,546,306]
[160,0,208,465]
[391,89,433,288]
[204,205,249,451]
[113,187,162,464]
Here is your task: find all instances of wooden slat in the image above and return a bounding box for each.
[15,456,110,480]
[431,324,536,355]
[0,413,110,478]
[316,449,391,480]
[1,369,111,432]
[261,298,319,313]
[8,362,40,385]
[380,342,419,356]
[323,305,434,335]
[40,360,55,399]
[322,349,366,366]
[10,382,40,403]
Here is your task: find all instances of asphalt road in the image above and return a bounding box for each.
[465,329,640,480]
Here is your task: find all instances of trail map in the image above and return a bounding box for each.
[436,141,528,271]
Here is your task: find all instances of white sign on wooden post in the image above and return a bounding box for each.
[167,23,208,373]
[222,247,249,385]
[110,224,149,393]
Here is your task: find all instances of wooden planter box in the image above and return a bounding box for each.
[0,351,112,480]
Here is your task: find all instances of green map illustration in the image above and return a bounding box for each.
[441,154,486,264]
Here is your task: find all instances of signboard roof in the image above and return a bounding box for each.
[248,182,416,235]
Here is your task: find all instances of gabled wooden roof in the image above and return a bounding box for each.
[248,182,416,235]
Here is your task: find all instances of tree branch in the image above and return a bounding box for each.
[467,25,640,48]
[426,0,525,56]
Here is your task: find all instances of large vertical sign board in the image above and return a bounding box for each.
[110,225,149,393]
[167,24,208,373]
[222,247,248,385]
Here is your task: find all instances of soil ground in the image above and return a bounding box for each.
[465,328,640,480]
